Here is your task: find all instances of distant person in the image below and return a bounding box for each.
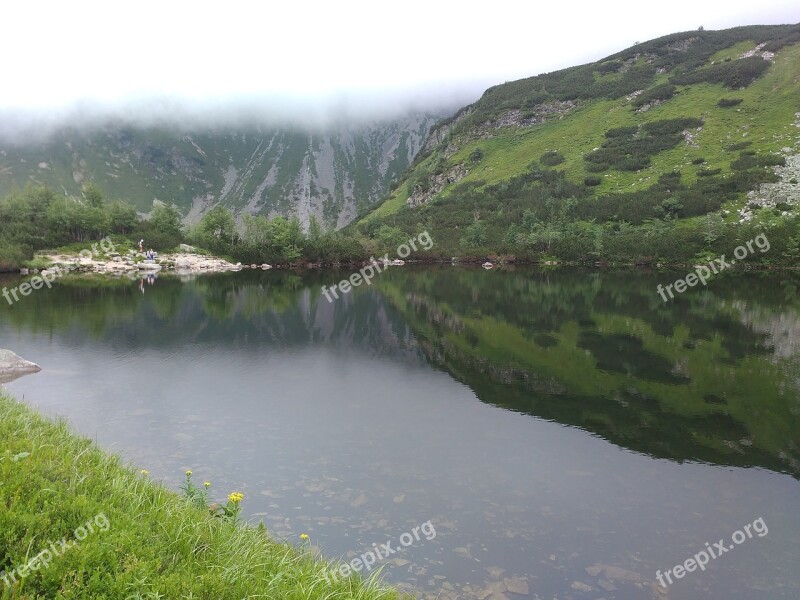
[138,239,144,252]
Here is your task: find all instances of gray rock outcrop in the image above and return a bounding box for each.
[0,349,41,384]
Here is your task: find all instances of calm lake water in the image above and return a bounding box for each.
[1,267,799,599]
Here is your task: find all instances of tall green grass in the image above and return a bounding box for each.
[0,393,409,599]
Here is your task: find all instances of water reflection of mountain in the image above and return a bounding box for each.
[0,272,424,363]
[376,268,800,478]
[2,267,798,477]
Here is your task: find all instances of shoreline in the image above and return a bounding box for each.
[3,257,798,277]
[0,391,409,599]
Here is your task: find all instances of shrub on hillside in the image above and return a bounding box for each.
[586,162,611,173]
[469,148,484,163]
[572,164,779,225]
[583,118,702,173]
[671,56,770,89]
[584,176,602,186]
[731,152,786,171]
[596,60,623,75]
[631,84,677,108]
[717,98,743,108]
[762,27,800,52]
[460,220,488,248]
[540,151,565,166]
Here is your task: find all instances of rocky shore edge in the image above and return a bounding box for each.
[21,244,257,276]
[15,245,426,278]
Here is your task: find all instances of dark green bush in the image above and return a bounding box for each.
[762,27,800,52]
[759,154,787,167]
[572,163,778,225]
[717,98,743,108]
[642,118,704,136]
[731,152,786,171]
[692,157,706,165]
[584,119,702,173]
[596,61,623,75]
[731,152,758,171]
[584,176,602,186]
[671,56,771,89]
[632,84,677,108]
[618,156,652,171]
[698,168,722,177]
[586,162,611,173]
[540,151,565,166]
[659,171,683,187]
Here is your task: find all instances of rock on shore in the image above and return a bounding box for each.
[0,349,42,384]
[38,250,243,275]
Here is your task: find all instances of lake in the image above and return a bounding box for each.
[1,266,799,599]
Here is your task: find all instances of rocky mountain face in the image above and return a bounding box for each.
[0,113,440,229]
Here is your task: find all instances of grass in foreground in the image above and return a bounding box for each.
[0,393,408,599]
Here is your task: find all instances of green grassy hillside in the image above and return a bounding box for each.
[356,24,800,264]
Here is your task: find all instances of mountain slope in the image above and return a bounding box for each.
[0,115,438,229]
[357,24,800,262]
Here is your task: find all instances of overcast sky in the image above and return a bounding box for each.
[1,0,797,133]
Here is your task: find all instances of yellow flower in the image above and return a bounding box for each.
[140,469,149,476]
[185,470,192,477]
[300,533,309,541]
[228,491,244,504]
[204,481,211,488]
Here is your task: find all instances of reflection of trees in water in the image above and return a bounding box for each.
[2,267,799,476]
[0,271,418,359]
[0,276,142,337]
[376,267,800,478]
